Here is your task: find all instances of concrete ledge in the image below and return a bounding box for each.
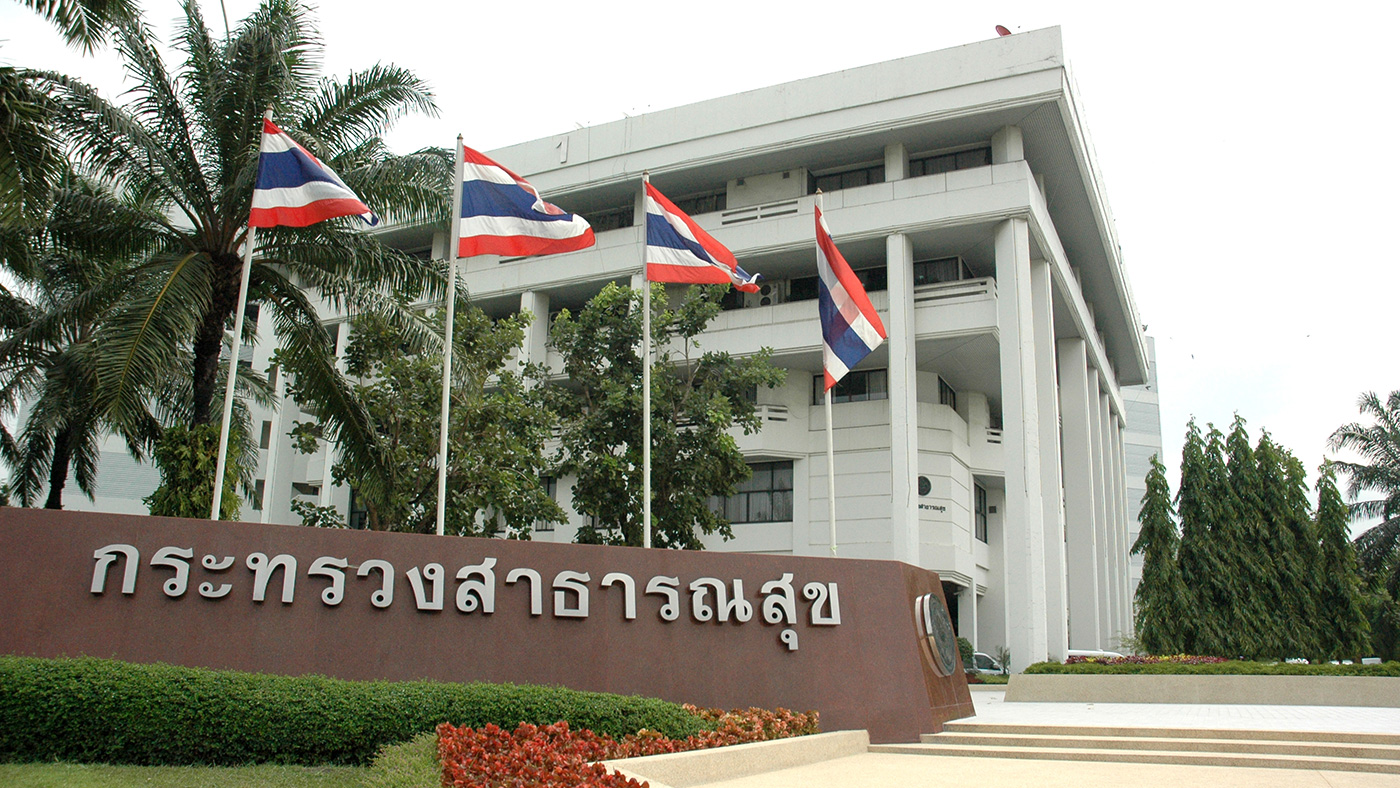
[604,730,869,788]
[1006,674,1400,706]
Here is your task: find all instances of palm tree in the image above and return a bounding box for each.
[13,0,139,52]
[27,0,451,505]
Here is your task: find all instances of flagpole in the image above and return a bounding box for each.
[210,108,273,520]
[641,172,652,549]
[817,190,839,557]
[435,136,465,537]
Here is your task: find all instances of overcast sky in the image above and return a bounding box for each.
[3,1,1396,525]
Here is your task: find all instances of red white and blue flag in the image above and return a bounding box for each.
[458,145,594,258]
[645,183,759,292]
[249,119,377,228]
[816,205,887,390]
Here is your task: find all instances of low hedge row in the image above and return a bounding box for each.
[0,656,708,766]
[1023,660,1400,676]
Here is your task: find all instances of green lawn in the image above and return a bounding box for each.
[0,731,440,788]
[0,763,368,788]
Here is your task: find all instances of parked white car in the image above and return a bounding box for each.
[972,652,1003,674]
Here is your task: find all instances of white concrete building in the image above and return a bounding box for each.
[61,27,1154,669]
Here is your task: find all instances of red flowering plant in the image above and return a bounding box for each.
[438,706,820,787]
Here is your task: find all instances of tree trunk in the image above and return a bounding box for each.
[44,424,72,510]
[191,255,244,425]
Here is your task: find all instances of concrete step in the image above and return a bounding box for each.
[941,721,1400,746]
[923,731,1400,760]
[869,742,1400,774]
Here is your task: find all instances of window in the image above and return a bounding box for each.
[913,256,971,286]
[974,484,988,543]
[259,420,273,450]
[672,190,727,216]
[909,146,991,177]
[811,163,884,194]
[938,377,957,411]
[252,479,265,511]
[788,266,886,304]
[349,489,368,530]
[578,204,634,232]
[813,368,888,405]
[534,477,558,532]
[708,461,794,524]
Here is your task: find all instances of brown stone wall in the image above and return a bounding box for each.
[0,508,973,742]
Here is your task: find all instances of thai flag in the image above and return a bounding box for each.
[249,119,377,228]
[645,183,759,292]
[816,205,887,390]
[458,145,594,258]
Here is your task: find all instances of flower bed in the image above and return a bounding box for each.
[1064,654,1228,666]
[438,706,819,787]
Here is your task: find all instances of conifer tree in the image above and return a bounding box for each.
[1270,440,1322,659]
[1176,419,1226,654]
[1206,423,1255,657]
[1315,462,1371,661]
[1132,453,1188,654]
[1225,416,1280,658]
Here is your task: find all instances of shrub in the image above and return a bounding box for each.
[0,656,707,766]
[438,706,819,787]
[1024,659,1400,676]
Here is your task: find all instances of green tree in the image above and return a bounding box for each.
[1315,461,1371,661]
[288,308,563,536]
[547,283,785,549]
[1131,453,1188,654]
[1224,416,1281,658]
[1257,435,1322,659]
[26,0,449,506]
[13,0,139,52]
[1176,419,1226,655]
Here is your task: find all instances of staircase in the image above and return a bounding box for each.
[868,722,1400,774]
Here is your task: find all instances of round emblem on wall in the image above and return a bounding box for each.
[915,592,958,677]
[917,476,931,496]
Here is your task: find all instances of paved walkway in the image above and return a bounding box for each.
[670,690,1400,787]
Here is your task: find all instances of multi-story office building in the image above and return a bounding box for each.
[65,26,1154,669]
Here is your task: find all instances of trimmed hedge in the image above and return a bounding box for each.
[1023,659,1400,676]
[0,656,708,766]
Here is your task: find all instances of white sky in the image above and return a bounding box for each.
[3,1,1397,523]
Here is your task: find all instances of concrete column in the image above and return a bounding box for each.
[1097,390,1119,646]
[959,585,979,653]
[520,290,550,369]
[884,143,908,181]
[1087,372,1112,647]
[886,233,919,564]
[320,320,351,509]
[994,217,1048,670]
[1057,338,1101,650]
[1112,417,1133,638]
[992,126,1025,164]
[1031,260,1068,662]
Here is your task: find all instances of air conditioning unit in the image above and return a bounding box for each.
[745,280,788,308]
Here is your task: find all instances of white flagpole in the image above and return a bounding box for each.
[641,172,652,549]
[435,136,465,537]
[211,108,272,520]
[818,190,838,557]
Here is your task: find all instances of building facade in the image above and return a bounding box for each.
[65,27,1154,669]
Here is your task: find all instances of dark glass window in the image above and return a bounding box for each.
[708,461,794,524]
[938,377,957,411]
[974,484,988,543]
[789,276,819,302]
[349,489,368,530]
[578,204,634,232]
[672,190,727,216]
[913,257,968,286]
[534,477,558,532]
[813,368,889,405]
[812,163,885,194]
[789,266,884,303]
[909,146,992,178]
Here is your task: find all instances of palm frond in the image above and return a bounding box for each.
[15,0,139,52]
[298,65,438,154]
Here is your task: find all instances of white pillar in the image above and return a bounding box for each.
[1031,260,1068,662]
[1087,372,1112,647]
[1112,416,1133,638]
[1057,338,1101,649]
[319,321,350,509]
[884,143,908,182]
[520,290,550,369]
[1097,390,1118,646]
[992,126,1025,165]
[959,585,979,653]
[995,217,1048,670]
[887,233,919,564]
